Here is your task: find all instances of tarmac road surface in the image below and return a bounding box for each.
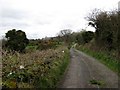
[58,48,118,88]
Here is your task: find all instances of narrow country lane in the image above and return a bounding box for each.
[58,48,118,88]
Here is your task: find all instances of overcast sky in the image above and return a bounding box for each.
[0,0,119,39]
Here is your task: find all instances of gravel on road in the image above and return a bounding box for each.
[58,48,118,88]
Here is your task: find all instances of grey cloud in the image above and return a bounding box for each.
[36,21,51,25]
[1,8,28,20]
[118,1,120,11]
[35,15,54,25]
[0,7,31,29]
[1,22,30,27]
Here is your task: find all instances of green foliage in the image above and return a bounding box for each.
[5,29,29,52]
[37,39,58,50]
[87,9,119,52]
[76,32,84,44]
[90,79,105,87]
[118,11,120,57]
[25,45,38,52]
[82,31,94,43]
[2,46,70,88]
[38,50,70,88]
[77,46,119,75]
[76,30,94,44]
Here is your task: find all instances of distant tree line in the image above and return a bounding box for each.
[2,9,119,57]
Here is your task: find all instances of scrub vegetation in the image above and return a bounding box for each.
[1,8,119,88]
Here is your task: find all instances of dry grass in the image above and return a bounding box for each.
[2,46,69,88]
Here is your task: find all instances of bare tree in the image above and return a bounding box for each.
[59,29,72,36]
[58,29,72,44]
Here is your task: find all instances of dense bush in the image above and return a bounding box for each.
[5,29,29,52]
[87,9,119,52]
[37,39,58,50]
[76,30,94,44]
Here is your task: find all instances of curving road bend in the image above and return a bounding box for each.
[58,48,118,88]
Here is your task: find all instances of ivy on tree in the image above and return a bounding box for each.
[5,29,29,52]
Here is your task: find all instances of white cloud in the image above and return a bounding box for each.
[0,0,119,39]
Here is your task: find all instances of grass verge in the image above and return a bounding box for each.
[77,46,119,76]
[89,79,105,87]
[37,50,70,88]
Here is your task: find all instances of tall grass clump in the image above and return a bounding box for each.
[77,45,119,76]
[2,46,70,88]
